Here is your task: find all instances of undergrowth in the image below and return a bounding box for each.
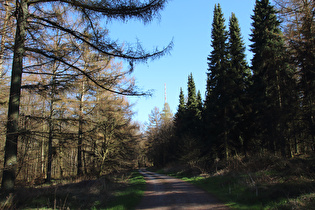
[161,153,315,209]
[0,171,145,210]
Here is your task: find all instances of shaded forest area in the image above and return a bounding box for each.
[145,0,314,171]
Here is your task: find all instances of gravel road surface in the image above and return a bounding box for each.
[136,170,230,210]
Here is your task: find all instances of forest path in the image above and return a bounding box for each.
[136,169,230,210]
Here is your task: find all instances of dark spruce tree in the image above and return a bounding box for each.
[204,4,229,159]
[227,13,251,156]
[174,87,186,139]
[249,0,295,156]
[196,90,203,124]
[195,90,203,144]
[186,73,198,136]
[174,74,199,138]
[176,74,204,167]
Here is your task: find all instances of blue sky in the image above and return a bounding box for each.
[107,0,256,126]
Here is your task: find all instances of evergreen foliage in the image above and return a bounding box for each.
[205,4,229,103]
[174,87,186,138]
[226,13,250,157]
[196,90,203,122]
[186,73,198,136]
[204,3,229,159]
[249,0,296,156]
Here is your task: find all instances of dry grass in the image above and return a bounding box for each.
[159,153,315,209]
[214,153,315,209]
[0,174,128,209]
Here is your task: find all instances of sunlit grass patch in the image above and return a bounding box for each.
[104,171,146,210]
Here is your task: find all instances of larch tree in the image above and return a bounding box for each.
[72,59,140,176]
[161,102,173,124]
[147,106,162,138]
[148,102,175,167]
[146,106,162,166]
[1,0,172,192]
[275,0,315,150]
[92,94,138,175]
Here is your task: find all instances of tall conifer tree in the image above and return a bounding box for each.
[196,90,203,122]
[227,13,250,155]
[187,73,197,112]
[174,88,186,138]
[249,0,294,156]
[186,73,198,135]
[204,4,229,159]
[195,90,203,141]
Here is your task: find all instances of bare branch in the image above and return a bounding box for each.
[28,0,168,22]
[25,46,152,96]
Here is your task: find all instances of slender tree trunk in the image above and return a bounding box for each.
[276,70,286,157]
[46,115,53,182]
[1,0,28,192]
[41,121,46,175]
[46,68,57,182]
[224,107,229,160]
[77,79,85,176]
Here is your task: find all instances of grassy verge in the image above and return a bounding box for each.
[158,154,315,209]
[182,174,315,209]
[104,171,146,210]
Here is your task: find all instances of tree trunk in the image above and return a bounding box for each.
[77,79,85,176]
[46,116,53,182]
[1,0,28,192]
[276,70,286,157]
[46,66,57,182]
[224,107,229,160]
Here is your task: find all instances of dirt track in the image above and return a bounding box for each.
[136,170,230,210]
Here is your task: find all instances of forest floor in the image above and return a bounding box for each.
[157,153,315,209]
[0,172,143,209]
